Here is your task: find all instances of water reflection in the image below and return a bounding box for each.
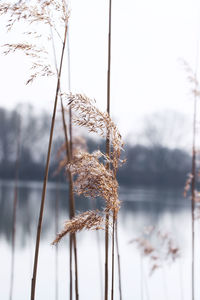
[0,180,188,245]
[0,180,192,300]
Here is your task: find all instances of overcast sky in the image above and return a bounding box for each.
[0,0,200,147]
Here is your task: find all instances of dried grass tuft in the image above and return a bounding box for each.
[68,150,120,217]
[130,228,180,275]
[67,93,124,171]
[52,210,105,245]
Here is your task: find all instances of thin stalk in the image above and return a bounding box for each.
[66,29,73,299]
[111,216,115,300]
[115,220,122,300]
[30,24,68,300]
[50,18,79,299]
[162,266,168,300]
[191,88,197,300]
[49,19,74,300]
[91,197,103,299]
[55,181,59,300]
[105,1,112,300]
[67,22,79,300]
[143,263,150,300]
[61,99,79,300]
[69,235,73,300]
[96,230,103,300]
[68,109,79,300]
[140,255,144,300]
[9,120,20,300]
[179,259,184,300]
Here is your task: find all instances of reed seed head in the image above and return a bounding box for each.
[52,210,105,245]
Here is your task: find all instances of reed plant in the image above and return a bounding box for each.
[105,1,112,299]
[182,60,200,300]
[50,25,79,299]
[1,2,124,299]
[106,1,123,298]
[0,1,73,299]
[52,93,124,298]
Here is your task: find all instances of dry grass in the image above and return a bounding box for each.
[52,210,105,245]
[52,94,124,244]
[1,0,69,85]
[130,228,180,275]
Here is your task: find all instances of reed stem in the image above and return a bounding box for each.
[115,220,122,300]
[50,20,76,300]
[30,24,68,300]
[105,1,112,300]
[55,181,59,300]
[191,86,197,300]
[111,215,115,300]
[61,99,79,300]
[9,120,20,300]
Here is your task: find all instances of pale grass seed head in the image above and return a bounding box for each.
[67,93,124,171]
[3,42,55,84]
[0,0,69,31]
[1,0,69,84]
[55,135,88,174]
[130,228,180,275]
[52,210,105,245]
[181,59,200,97]
[53,93,124,246]
[65,93,124,218]
[67,150,120,218]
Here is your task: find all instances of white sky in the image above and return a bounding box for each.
[0,0,200,147]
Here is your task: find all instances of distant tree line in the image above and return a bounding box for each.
[0,105,191,187]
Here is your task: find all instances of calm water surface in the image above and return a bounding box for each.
[0,180,197,300]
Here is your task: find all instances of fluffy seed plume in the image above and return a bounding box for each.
[3,43,55,84]
[130,228,180,275]
[1,0,69,84]
[54,135,88,175]
[67,93,124,171]
[67,150,120,217]
[0,0,69,31]
[52,210,104,245]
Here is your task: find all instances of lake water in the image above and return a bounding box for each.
[0,180,198,300]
